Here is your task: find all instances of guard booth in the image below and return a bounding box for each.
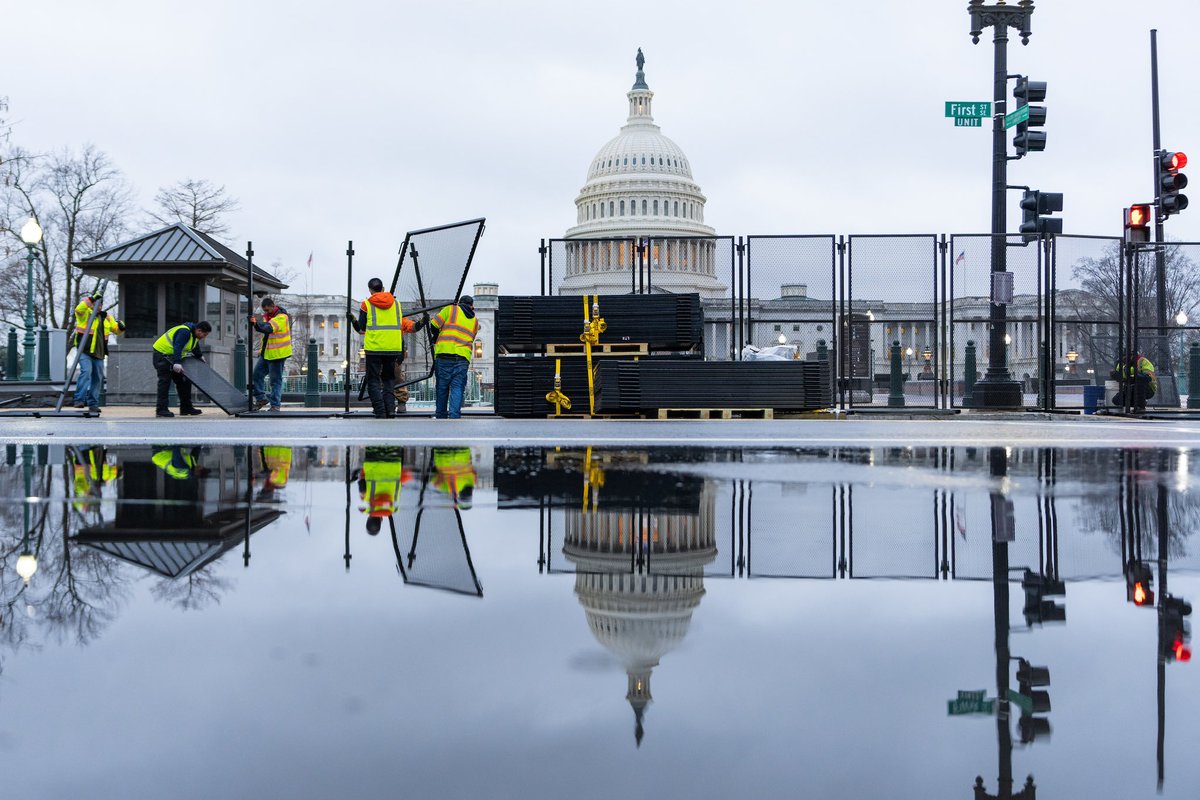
[74,224,287,405]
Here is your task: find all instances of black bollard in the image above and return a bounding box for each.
[305,338,320,408]
[5,328,17,381]
[887,340,905,408]
[233,337,247,392]
[36,326,50,381]
[964,340,977,408]
[1188,341,1200,410]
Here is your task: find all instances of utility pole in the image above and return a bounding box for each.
[968,0,1034,408]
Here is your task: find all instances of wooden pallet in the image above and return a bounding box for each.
[653,408,775,420]
[545,342,649,357]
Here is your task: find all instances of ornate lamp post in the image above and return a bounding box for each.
[19,218,43,381]
[968,0,1034,408]
[1065,347,1078,376]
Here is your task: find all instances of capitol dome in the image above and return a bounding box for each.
[559,50,724,298]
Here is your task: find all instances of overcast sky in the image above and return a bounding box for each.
[5,0,1200,296]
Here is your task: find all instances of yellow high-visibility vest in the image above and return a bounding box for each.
[432,305,479,359]
[360,459,404,516]
[363,300,404,353]
[262,312,293,360]
[153,324,198,358]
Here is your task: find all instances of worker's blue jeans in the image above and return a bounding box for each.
[253,357,285,408]
[75,353,105,408]
[434,356,469,419]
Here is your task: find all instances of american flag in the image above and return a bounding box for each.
[306,252,313,270]
[955,251,966,266]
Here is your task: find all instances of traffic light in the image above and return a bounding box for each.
[1124,203,1151,244]
[1013,76,1048,157]
[1015,658,1052,744]
[1126,560,1155,607]
[1160,594,1192,663]
[1158,150,1189,218]
[1022,568,1066,625]
[1018,190,1064,243]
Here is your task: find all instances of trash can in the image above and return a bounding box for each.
[1083,384,1105,415]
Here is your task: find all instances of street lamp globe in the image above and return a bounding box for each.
[1066,348,1078,364]
[1176,311,1189,326]
[777,334,787,345]
[19,217,43,245]
[16,552,38,585]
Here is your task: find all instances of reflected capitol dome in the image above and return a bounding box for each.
[560,49,725,297]
[564,484,717,746]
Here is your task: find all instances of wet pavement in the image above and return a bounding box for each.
[1,439,1197,798]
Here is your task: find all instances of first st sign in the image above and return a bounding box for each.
[946,101,991,128]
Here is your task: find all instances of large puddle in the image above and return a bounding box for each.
[1,443,1197,798]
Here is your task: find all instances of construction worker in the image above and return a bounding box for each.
[250,297,292,412]
[257,445,292,501]
[432,446,476,509]
[350,278,421,419]
[152,446,202,480]
[72,296,125,413]
[429,295,479,419]
[151,320,212,417]
[1111,352,1157,411]
[71,446,120,510]
[355,446,409,534]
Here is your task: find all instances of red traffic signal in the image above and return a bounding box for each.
[1165,151,1188,170]
[1126,561,1155,606]
[1159,150,1190,217]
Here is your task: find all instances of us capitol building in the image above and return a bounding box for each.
[558,49,726,299]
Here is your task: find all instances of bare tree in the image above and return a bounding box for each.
[0,144,134,330]
[1060,240,1200,372]
[149,178,240,238]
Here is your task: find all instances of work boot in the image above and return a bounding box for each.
[73,401,86,409]
[88,407,101,415]
[156,409,175,418]
[253,398,269,411]
[180,408,203,416]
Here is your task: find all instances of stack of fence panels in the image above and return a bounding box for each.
[495,293,704,417]
[593,360,832,414]
[497,294,703,353]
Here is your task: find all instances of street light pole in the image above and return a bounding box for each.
[18,218,43,382]
[969,0,1033,408]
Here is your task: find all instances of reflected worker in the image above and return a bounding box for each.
[152,320,212,417]
[429,295,479,419]
[355,446,409,534]
[257,445,292,501]
[71,446,120,510]
[432,446,475,509]
[152,446,204,480]
[250,297,292,412]
[351,278,423,419]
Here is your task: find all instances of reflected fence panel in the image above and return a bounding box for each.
[744,481,837,578]
[846,235,941,408]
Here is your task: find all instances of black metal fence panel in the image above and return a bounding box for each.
[846,235,940,408]
[1051,235,1124,408]
[744,235,837,377]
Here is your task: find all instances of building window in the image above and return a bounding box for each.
[623,157,628,166]
[674,201,679,216]
[641,156,646,165]
[620,200,625,216]
[319,343,326,356]
[205,285,221,340]
[333,342,339,356]
[123,279,158,339]
[609,201,614,216]
[165,281,200,329]
[653,200,659,215]
[793,324,800,331]
[773,325,781,332]
[642,199,647,215]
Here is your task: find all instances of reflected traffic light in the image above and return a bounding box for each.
[1126,560,1155,607]
[1021,568,1066,625]
[1014,658,1052,745]
[1160,595,1192,663]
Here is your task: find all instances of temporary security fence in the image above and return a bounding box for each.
[537,231,1189,411]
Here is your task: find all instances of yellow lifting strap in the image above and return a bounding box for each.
[582,445,604,514]
[581,295,606,416]
[545,357,572,414]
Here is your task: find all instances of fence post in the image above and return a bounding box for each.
[815,338,828,362]
[233,337,247,391]
[1188,342,1200,409]
[888,340,905,408]
[964,340,977,408]
[36,326,50,381]
[5,328,16,380]
[305,338,320,407]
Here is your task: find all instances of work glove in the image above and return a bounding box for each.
[117,321,126,332]
[97,309,107,319]
[172,363,184,374]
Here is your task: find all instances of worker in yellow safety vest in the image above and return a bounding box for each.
[355,446,410,534]
[256,444,292,500]
[1110,352,1157,411]
[429,295,480,419]
[71,446,120,510]
[152,321,212,417]
[152,446,201,480]
[432,447,476,509]
[72,291,125,413]
[350,278,421,418]
[250,297,292,412]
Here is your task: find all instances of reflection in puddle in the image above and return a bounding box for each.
[1,442,1198,797]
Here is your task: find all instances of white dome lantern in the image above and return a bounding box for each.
[561,49,724,297]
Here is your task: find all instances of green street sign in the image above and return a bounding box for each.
[945,101,991,119]
[948,698,995,716]
[948,691,994,715]
[1007,689,1034,714]
[1004,105,1030,129]
[955,118,982,128]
